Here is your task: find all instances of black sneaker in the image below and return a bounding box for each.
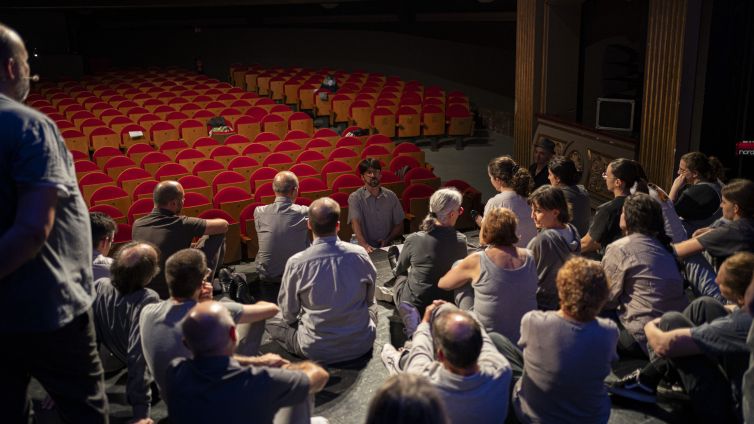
[607,369,657,403]
[387,246,399,272]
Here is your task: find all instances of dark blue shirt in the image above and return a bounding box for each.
[0,93,93,331]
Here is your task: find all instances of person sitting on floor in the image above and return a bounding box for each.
[90,211,117,281]
[348,158,405,252]
[166,301,329,424]
[601,193,688,358]
[494,257,618,424]
[668,151,725,235]
[526,185,581,310]
[380,301,512,424]
[476,155,537,247]
[254,170,309,284]
[528,138,556,190]
[390,188,468,317]
[140,248,279,398]
[92,242,161,423]
[547,155,591,237]
[438,207,537,343]
[267,197,378,364]
[581,158,647,257]
[609,252,754,423]
[132,180,229,298]
[673,179,754,270]
[365,373,449,424]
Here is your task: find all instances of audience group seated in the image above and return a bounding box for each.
[6,21,754,424]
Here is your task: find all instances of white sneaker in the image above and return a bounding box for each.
[381,343,403,375]
[398,302,420,337]
[310,417,330,424]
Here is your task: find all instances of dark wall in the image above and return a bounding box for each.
[699,0,754,180]
[578,0,647,138]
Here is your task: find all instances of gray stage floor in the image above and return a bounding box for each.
[29,137,690,423]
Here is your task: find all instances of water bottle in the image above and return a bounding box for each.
[350,234,359,245]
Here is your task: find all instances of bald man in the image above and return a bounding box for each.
[267,197,378,364]
[381,301,512,424]
[92,242,161,422]
[132,180,228,298]
[254,171,309,283]
[0,24,107,422]
[166,301,328,424]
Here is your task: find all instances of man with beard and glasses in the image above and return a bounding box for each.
[348,158,405,252]
[0,22,109,423]
[132,180,228,298]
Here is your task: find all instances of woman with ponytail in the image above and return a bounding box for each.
[601,193,688,357]
[581,158,647,256]
[477,156,537,247]
[392,188,468,316]
[669,152,726,234]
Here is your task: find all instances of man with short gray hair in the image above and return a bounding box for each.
[267,197,378,364]
[254,171,309,283]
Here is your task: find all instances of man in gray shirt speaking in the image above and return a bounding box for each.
[267,197,379,364]
[254,171,309,283]
[381,301,512,424]
[348,158,405,252]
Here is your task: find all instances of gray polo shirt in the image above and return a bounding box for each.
[278,236,377,363]
[347,186,405,247]
[254,196,309,282]
[0,94,94,332]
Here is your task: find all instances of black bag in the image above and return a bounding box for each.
[217,267,256,304]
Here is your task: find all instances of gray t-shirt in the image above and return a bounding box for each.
[405,306,512,424]
[526,224,581,310]
[139,299,243,397]
[698,218,754,267]
[347,186,405,247]
[254,196,309,282]
[0,93,93,332]
[484,191,537,247]
[93,279,160,418]
[513,311,618,424]
[561,185,592,238]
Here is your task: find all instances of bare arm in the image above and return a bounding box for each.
[238,301,279,324]
[350,218,374,253]
[0,186,57,280]
[644,319,701,357]
[203,218,229,235]
[672,238,704,259]
[668,174,686,202]
[580,233,601,254]
[234,353,289,368]
[438,253,481,291]
[284,361,329,394]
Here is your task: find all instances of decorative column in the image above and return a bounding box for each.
[513,0,543,166]
[639,0,691,188]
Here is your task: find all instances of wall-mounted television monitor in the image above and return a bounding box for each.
[596,98,635,132]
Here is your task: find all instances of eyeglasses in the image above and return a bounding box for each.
[678,167,688,175]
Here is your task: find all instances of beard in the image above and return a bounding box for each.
[13,79,30,102]
[367,177,380,188]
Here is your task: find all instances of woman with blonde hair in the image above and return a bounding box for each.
[439,207,537,342]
